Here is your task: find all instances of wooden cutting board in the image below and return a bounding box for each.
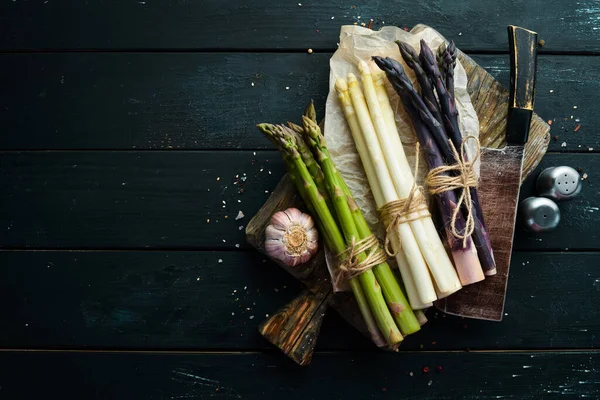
[246,37,550,366]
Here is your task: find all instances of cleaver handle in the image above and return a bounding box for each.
[506,25,538,145]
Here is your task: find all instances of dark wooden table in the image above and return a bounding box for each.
[1,1,599,398]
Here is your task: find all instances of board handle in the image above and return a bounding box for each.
[259,286,331,366]
[506,25,538,145]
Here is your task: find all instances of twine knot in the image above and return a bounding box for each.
[426,136,480,248]
[336,234,387,284]
[378,145,430,256]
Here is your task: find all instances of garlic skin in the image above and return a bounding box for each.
[265,208,319,267]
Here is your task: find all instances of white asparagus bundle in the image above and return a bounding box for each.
[346,74,436,305]
[335,79,432,309]
[335,63,462,308]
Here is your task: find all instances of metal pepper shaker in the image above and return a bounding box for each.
[536,166,582,201]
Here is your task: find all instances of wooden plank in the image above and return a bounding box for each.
[0,151,283,249]
[0,151,595,250]
[0,350,597,399]
[0,53,595,151]
[0,250,598,350]
[0,53,329,150]
[1,0,600,52]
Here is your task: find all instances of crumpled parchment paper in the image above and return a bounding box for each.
[324,25,480,291]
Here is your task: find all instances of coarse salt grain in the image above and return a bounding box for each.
[235,244,240,248]
[561,142,567,148]
[251,82,254,87]
[285,86,290,90]
[235,211,245,220]
[218,259,223,263]
[216,177,220,181]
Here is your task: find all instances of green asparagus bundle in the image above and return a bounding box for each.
[257,103,420,348]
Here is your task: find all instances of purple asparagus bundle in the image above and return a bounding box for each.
[418,40,496,276]
[372,56,485,286]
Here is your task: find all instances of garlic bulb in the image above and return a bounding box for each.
[265,208,319,267]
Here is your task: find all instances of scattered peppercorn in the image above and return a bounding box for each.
[538,39,545,47]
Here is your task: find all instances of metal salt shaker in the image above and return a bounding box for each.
[519,197,561,232]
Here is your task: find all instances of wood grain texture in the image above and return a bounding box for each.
[259,286,331,366]
[1,250,598,351]
[1,53,597,152]
[2,0,600,52]
[0,151,283,249]
[0,350,597,399]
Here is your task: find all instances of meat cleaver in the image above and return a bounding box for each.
[436,26,539,320]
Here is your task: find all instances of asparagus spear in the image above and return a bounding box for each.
[438,41,457,100]
[303,116,420,336]
[397,41,444,127]
[419,41,496,275]
[373,56,485,286]
[281,123,335,215]
[304,99,318,124]
[257,123,390,347]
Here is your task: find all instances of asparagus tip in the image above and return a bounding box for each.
[347,72,358,83]
[335,77,348,91]
[256,123,275,134]
[304,99,317,123]
[358,59,371,74]
[396,41,414,56]
[448,40,457,53]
